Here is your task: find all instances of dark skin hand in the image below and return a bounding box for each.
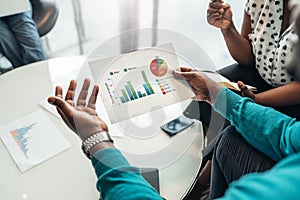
[48,79,114,155]
[173,67,222,105]
[207,0,254,66]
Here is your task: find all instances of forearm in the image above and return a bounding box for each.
[213,88,300,161]
[255,82,300,107]
[89,142,115,155]
[92,148,162,200]
[221,24,255,67]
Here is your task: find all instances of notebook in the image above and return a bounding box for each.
[0,0,30,17]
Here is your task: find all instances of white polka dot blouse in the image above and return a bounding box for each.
[246,0,296,87]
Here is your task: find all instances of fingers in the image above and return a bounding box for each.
[173,69,197,81]
[172,67,195,79]
[222,3,231,11]
[180,67,193,72]
[52,78,96,109]
[207,1,230,21]
[209,1,224,9]
[55,86,63,98]
[87,85,99,110]
[207,10,222,19]
[65,80,77,106]
[237,81,248,91]
[77,79,90,107]
[48,96,76,131]
[237,81,255,99]
[48,96,74,119]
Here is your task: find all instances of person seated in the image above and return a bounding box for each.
[207,0,300,119]
[0,0,45,70]
[196,0,300,150]
[193,0,300,196]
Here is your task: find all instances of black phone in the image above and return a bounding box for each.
[161,115,194,136]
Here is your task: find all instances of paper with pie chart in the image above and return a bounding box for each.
[89,43,194,124]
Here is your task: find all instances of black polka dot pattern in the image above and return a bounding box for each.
[245,0,296,87]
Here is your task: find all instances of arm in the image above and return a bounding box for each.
[214,87,300,161]
[48,79,162,200]
[92,148,162,200]
[173,68,300,161]
[238,81,300,107]
[221,11,255,67]
[254,81,300,107]
[207,0,254,66]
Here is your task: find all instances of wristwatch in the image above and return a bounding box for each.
[81,131,114,159]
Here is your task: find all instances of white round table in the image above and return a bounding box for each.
[0,58,203,200]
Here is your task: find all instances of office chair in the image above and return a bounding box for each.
[31,0,59,37]
[0,0,58,71]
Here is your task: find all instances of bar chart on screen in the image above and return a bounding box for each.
[89,44,194,123]
[103,62,178,106]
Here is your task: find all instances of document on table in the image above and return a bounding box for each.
[0,0,30,17]
[0,110,71,173]
[89,43,194,124]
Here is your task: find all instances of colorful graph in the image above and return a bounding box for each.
[156,77,176,95]
[10,123,37,158]
[150,56,168,77]
[119,70,155,103]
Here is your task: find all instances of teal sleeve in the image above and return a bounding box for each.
[91,148,162,200]
[213,87,300,161]
[217,153,300,200]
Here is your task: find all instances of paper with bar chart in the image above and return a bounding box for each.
[0,110,71,172]
[89,43,194,123]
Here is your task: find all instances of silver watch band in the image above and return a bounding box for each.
[81,131,113,159]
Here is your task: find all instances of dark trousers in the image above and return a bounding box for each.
[208,126,276,199]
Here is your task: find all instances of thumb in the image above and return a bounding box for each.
[48,96,74,118]
[237,81,246,89]
[48,96,65,108]
[237,81,252,97]
[48,96,76,130]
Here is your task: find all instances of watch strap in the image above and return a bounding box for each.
[81,131,113,159]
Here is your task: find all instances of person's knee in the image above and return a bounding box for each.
[0,21,12,41]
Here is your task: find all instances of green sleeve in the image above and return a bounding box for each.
[91,148,162,200]
[213,87,300,161]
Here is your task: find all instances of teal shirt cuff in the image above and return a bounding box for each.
[213,87,243,120]
[91,148,162,200]
[91,148,135,176]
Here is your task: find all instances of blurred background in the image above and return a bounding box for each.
[42,0,244,69]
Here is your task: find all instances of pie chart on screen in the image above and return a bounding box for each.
[150,56,168,77]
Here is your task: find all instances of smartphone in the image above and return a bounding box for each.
[161,115,194,136]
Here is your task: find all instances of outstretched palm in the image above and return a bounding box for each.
[48,79,108,141]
